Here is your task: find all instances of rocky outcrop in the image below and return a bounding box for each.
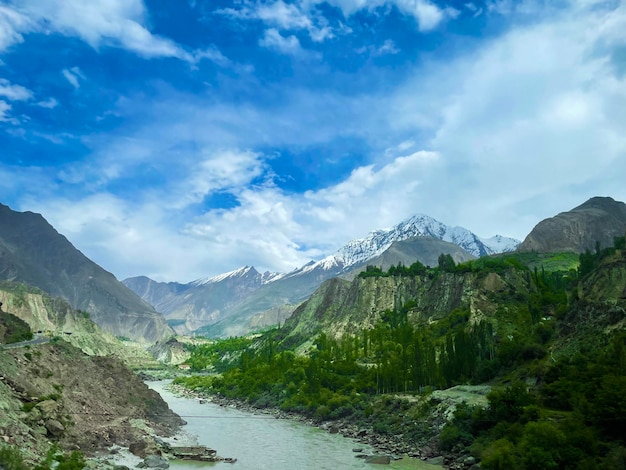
[518,197,626,253]
[0,340,183,464]
[0,284,162,366]
[280,268,530,345]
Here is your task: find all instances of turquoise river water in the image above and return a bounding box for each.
[147,381,443,470]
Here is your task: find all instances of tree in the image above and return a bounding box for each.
[438,253,456,272]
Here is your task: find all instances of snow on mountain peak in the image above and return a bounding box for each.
[190,214,520,286]
[334,213,520,267]
[190,266,257,286]
[190,266,286,287]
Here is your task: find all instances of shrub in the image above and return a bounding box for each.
[481,439,519,470]
[0,445,28,470]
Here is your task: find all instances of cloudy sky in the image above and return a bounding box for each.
[1,0,625,282]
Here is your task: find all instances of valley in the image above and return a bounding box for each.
[1,197,626,469]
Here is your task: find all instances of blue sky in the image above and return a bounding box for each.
[1,0,625,282]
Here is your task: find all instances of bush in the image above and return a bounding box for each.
[481,439,519,470]
[518,421,566,469]
[0,445,28,470]
[439,423,473,451]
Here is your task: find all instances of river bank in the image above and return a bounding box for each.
[163,381,450,469]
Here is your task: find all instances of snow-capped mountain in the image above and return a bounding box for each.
[292,214,520,277]
[190,266,284,287]
[124,265,285,334]
[127,212,520,337]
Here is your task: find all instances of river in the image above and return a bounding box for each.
[147,381,443,470]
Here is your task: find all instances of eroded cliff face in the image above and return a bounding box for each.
[0,341,183,463]
[0,286,161,367]
[578,252,626,306]
[282,269,532,345]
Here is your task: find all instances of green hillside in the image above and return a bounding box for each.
[175,238,626,468]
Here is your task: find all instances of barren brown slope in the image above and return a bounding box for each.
[518,196,626,253]
[0,340,183,462]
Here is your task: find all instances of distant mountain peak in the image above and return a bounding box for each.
[190,266,258,286]
[334,213,519,267]
[287,213,520,280]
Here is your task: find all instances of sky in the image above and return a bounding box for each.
[1,0,625,283]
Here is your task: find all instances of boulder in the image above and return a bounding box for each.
[142,455,169,469]
[44,419,65,437]
[130,442,148,457]
[37,399,58,419]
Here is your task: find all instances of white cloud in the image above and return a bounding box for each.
[170,150,268,209]
[1,0,228,64]
[221,0,456,37]
[0,100,16,123]
[6,0,626,283]
[16,0,184,59]
[387,0,626,237]
[37,97,58,109]
[320,0,456,31]
[62,67,85,89]
[0,5,31,52]
[358,38,400,56]
[218,0,335,43]
[260,28,304,55]
[0,78,33,101]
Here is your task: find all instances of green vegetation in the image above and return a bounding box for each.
[184,336,256,372]
[177,258,568,417]
[440,330,626,469]
[175,239,626,468]
[0,311,33,344]
[0,445,85,470]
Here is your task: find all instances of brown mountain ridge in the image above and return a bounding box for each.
[518,196,626,253]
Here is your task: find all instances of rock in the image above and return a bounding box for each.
[36,400,59,418]
[44,419,65,437]
[352,448,364,452]
[130,442,148,457]
[143,455,169,469]
[464,456,477,465]
[169,446,218,462]
[425,456,445,466]
[365,455,391,464]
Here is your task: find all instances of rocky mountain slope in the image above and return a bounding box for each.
[0,281,164,366]
[124,266,281,335]
[279,266,529,349]
[518,196,626,253]
[0,203,173,343]
[0,340,183,465]
[128,214,516,337]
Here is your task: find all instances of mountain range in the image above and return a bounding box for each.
[0,203,174,343]
[124,214,519,337]
[3,196,625,343]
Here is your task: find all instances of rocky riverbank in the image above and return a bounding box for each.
[165,382,481,469]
